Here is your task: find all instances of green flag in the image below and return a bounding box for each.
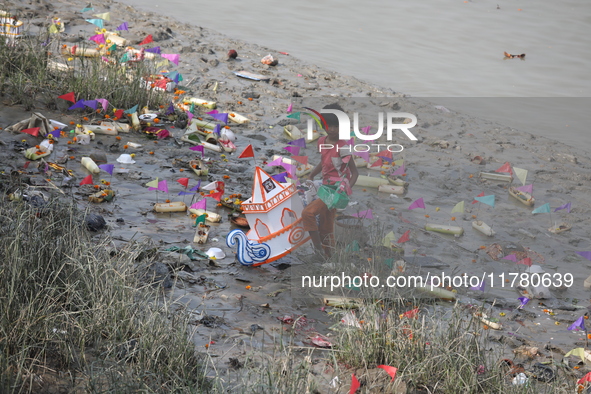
[286,112,301,120]
[382,231,396,248]
[195,214,207,225]
[451,201,465,214]
[146,178,159,188]
[532,203,550,214]
[119,53,129,63]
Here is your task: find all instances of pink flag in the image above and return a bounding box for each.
[391,164,405,176]
[408,197,425,210]
[351,209,373,219]
[161,53,180,65]
[370,158,383,168]
[502,254,518,262]
[287,103,293,112]
[283,146,300,155]
[156,180,169,193]
[292,156,308,165]
[189,145,204,157]
[397,230,410,243]
[281,163,297,178]
[177,177,189,188]
[268,157,284,166]
[517,257,532,267]
[495,162,513,174]
[352,151,370,163]
[190,199,206,210]
[89,33,105,44]
[186,111,194,122]
[361,125,371,135]
[516,184,533,194]
[472,191,484,204]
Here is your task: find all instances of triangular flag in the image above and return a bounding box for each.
[287,103,293,112]
[352,151,370,163]
[68,99,86,110]
[189,145,204,157]
[349,374,360,394]
[81,3,93,12]
[85,19,104,29]
[206,191,223,202]
[268,157,284,166]
[119,53,129,63]
[93,12,110,21]
[286,112,301,120]
[108,43,116,51]
[351,209,373,219]
[564,348,586,361]
[238,144,255,159]
[88,34,106,44]
[271,172,288,183]
[361,125,371,135]
[568,316,586,331]
[391,164,405,176]
[281,163,297,178]
[124,104,138,114]
[213,124,221,136]
[495,162,513,174]
[177,177,189,188]
[532,203,550,214]
[516,257,532,267]
[401,308,419,319]
[21,127,40,137]
[578,372,591,385]
[49,129,62,139]
[98,164,114,175]
[58,92,76,103]
[146,178,159,188]
[146,46,162,55]
[516,184,533,194]
[283,146,300,155]
[393,159,404,167]
[178,191,194,196]
[48,24,59,34]
[288,138,307,148]
[166,102,175,115]
[114,109,124,119]
[157,180,168,193]
[382,231,396,247]
[513,167,528,185]
[116,22,129,31]
[186,111,194,122]
[83,99,98,110]
[292,156,308,165]
[195,214,207,225]
[162,70,182,82]
[79,174,93,185]
[475,195,495,208]
[377,365,398,381]
[397,230,410,244]
[451,201,465,214]
[554,202,571,213]
[471,191,484,204]
[370,158,383,168]
[210,113,229,123]
[408,198,425,210]
[377,150,393,160]
[575,251,591,261]
[139,34,153,45]
[502,254,517,262]
[161,53,180,65]
[96,98,109,112]
[190,199,206,210]
[190,180,201,192]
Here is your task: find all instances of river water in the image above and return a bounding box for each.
[118,0,591,148]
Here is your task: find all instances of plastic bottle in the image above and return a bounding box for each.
[81,157,100,174]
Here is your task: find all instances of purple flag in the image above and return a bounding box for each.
[49,129,62,138]
[178,191,194,196]
[281,163,297,178]
[213,123,221,136]
[554,202,571,213]
[145,46,161,54]
[470,280,486,291]
[568,316,586,331]
[272,172,288,183]
[576,251,591,261]
[190,180,201,192]
[206,110,219,115]
[408,198,425,210]
[68,99,86,110]
[98,164,114,175]
[190,199,206,210]
[361,125,371,135]
[116,22,129,31]
[166,102,175,115]
[161,53,180,65]
[83,100,98,110]
[516,184,533,194]
[502,254,518,262]
[518,297,529,309]
[283,146,300,155]
[391,164,406,176]
[210,113,229,124]
[268,157,283,166]
[157,180,168,193]
[186,111,194,122]
[288,138,307,148]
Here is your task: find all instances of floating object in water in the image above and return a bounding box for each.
[182,97,217,109]
[425,223,464,236]
[233,70,270,81]
[504,51,525,59]
[548,222,571,234]
[474,312,502,330]
[188,208,221,223]
[355,175,389,188]
[153,201,187,213]
[480,172,513,182]
[89,189,115,203]
[378,184,405,195]
[116,154,135,164]
[189,159,209,176]
[230,216,249,228]
[228,112,249,124]
[81,157,100,174]
[193,223,210,244]
[206,247,225,259]
[387,176,409,187]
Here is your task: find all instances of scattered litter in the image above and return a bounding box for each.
[117,154,136,164]
[233,71,270,81]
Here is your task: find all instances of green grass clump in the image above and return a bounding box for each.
[0,186,207,393]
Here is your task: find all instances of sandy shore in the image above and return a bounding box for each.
[3,0,591,389]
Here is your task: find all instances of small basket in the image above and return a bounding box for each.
[317,184,349,210]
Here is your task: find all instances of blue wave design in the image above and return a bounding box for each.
[226,230,272,266]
